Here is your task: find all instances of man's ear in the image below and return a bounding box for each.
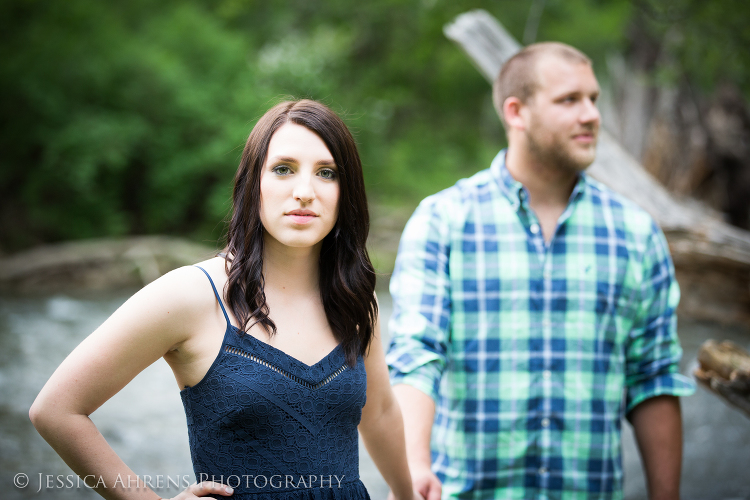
[503,97,526,131]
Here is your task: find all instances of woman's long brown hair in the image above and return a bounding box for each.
[223,100,377,366]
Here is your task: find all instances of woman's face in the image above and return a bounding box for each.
[259,122,340,252]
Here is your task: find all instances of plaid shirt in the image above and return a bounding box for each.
[386,150,695,500]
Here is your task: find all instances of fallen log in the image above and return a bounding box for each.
[694,340,750,418]
[444,10,750,325]
[0,236,217,292]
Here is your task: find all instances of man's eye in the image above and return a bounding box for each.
[272,165,292,175]
[319,169,337,180]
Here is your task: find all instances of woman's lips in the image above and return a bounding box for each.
[287,215,315,224]
[286,210,317,224]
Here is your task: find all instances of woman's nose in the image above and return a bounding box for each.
[293,176,315,202]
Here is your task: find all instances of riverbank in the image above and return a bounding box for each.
[2,220,748,327]
[0,206,414,293]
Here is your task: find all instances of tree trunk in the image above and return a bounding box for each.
[694,340,750,418]
[444,9,750,325]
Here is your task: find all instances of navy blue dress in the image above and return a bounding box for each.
[181,267,370,499]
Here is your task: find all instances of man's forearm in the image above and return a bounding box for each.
[392,384,436,469]
[391,384,443,500]
[629,395,683,500]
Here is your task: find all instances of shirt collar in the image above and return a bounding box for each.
[490,148,588,212]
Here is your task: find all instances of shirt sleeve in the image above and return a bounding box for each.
[625,222,696,413]
[386,196,453,402]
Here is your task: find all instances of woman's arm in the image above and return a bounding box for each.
[358,313,420,500]
[29,267,232,500]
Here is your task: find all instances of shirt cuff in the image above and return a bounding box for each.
[626,371,696,413]
[389,370,441,403]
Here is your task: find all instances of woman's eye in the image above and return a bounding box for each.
[319,168,337,180]
[272,165,292,175]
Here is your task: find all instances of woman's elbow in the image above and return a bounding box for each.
[29,395,58,435]
[362,398,401,431]
[29,398,45,428]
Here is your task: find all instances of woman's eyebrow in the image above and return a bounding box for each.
[268,156,336,166]
[268,155,299,164]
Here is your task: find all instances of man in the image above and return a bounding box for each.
[386,42,695,500]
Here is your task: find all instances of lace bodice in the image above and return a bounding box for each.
[180,267,369,499]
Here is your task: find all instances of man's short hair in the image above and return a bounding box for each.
[492,42,592,126]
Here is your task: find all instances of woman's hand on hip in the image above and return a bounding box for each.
[168,481,234,499]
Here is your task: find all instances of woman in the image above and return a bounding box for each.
[30,100,418,500]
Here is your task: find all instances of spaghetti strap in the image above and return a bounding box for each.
[194,266,231,327]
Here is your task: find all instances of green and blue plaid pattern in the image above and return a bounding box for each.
[386,150,695,500]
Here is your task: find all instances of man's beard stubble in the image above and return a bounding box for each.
[525,122,597,176]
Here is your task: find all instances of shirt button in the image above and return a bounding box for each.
[541,418,550,428]
[542,370,551,380]
[530,224,540,234]
[538,467,548,475]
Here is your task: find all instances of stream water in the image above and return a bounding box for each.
[1,288,748,499]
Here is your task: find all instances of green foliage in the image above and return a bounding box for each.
[540,0,633,64]
[0,0,264,248]
[1,0,746,251]
[629,0,750,94]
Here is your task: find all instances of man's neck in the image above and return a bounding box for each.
[505,145,579,243]
[505,145,578,206]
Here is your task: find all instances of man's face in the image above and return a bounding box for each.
[522,56,601,173]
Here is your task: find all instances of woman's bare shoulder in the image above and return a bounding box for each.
[114,259,226,332]
[143,263,216,302]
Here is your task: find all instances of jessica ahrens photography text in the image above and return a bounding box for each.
[14,473,347,493]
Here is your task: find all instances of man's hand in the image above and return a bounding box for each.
[387,464,440,500]
[387,486,429,500]
[409,464,441,500]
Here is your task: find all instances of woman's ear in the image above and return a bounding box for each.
[503,97,527,131]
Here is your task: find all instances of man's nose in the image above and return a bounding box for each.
[581,98,600,125]
[293,175,315,202]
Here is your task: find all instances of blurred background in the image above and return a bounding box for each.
[1,0,749,498]
[2,0,750,255]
